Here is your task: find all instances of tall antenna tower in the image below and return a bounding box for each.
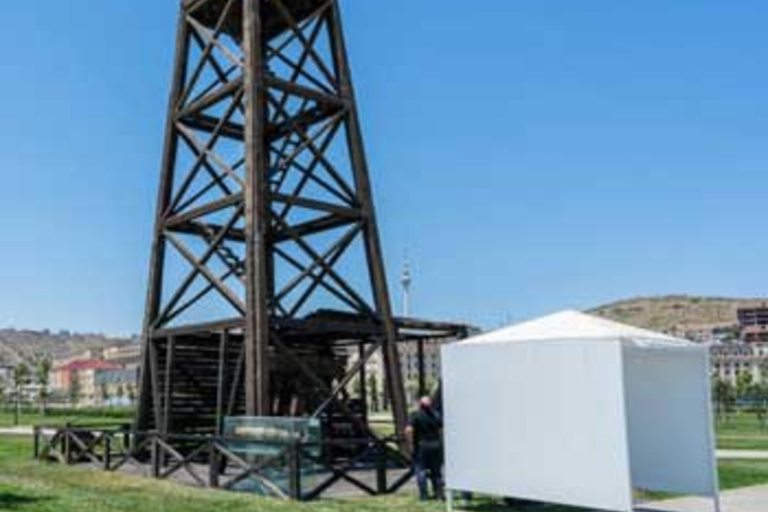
[401,258,412,317]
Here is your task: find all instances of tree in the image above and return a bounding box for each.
[425,377,439,397]
[127,385,137,405]
[712,376,735,424]
[116,384,125,402]
[405,379,419,406]
[382,376,390,412]
[12,363,31,426]
[736,370,754,401]
[69,374,81,407]
[368,374,379,413]
[33,354,52,415]
[351,375,361,397]
[753,382,768,432]
[100,384,111,406]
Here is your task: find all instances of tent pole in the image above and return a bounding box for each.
[702,351,722,512]
[713,493,722,512]
[618,341,636,512]
[445,489,454,512]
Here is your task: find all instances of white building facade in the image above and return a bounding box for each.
[710,343,768,385]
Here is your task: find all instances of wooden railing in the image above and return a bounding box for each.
[33,425,412,500]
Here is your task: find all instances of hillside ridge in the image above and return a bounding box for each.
[590,295,767,336]
[0,328,138,366]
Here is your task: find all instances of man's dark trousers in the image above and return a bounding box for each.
[414,442,443,501]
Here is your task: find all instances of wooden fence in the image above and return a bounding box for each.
[33,425,413,500]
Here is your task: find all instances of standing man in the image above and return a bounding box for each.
[406,396,444,500]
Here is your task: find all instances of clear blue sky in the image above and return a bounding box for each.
[1,0,767,335]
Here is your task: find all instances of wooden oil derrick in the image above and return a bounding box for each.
[136,0,409,441]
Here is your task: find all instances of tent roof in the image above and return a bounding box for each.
[462,310,696,348]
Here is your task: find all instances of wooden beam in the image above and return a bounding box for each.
[242,0,271,416]
[166,193,244,228]
[137,4,191,433]
[215,330,229,434]
[166,233,247,315]
[152,318,243,340]
[326,1,409,438]
[164,337,176,433]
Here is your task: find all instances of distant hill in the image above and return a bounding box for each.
[589,295,767,337]
[589,295,768,335]
[2,295,764,365]
[0,328,138,367]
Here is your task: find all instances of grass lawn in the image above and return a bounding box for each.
[1,435,768,512]
[717,436,768,451]
[715,412,768,437]
[0,411,132,429]
[719,459,768,490]
[0,436,442,512]
[715,412,768,450]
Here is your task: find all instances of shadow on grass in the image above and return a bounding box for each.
[0,492,50,510]
[461,498,592,512]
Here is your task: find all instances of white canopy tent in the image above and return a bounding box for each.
[442,310,720,512]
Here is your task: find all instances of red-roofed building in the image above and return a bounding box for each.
[52,359,122,405]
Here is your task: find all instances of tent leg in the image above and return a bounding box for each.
[713,493,723,512]
[446,489,454,512]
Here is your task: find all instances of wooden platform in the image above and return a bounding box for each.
[183,0,329,41]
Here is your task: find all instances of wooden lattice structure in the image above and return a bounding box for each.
[136,0,468,445]
[34,425,414,500]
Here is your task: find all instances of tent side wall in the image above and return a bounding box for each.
[622,344,717,497]
[442,340,634,512]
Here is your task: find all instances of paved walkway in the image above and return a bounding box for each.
[0,426,34,436]
[717,449,768,460]
[640,484,768,512]
[0,426,58,436]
